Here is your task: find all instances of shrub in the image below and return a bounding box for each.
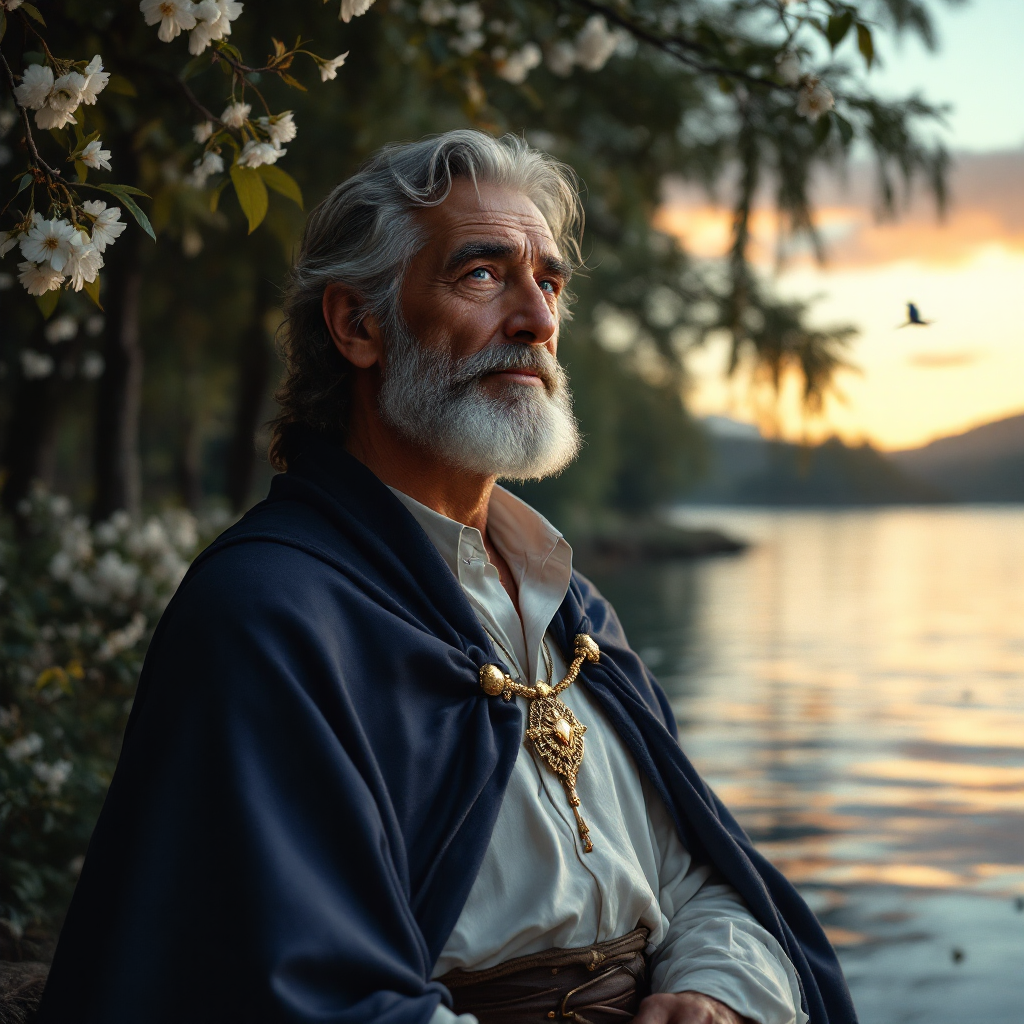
[0,489,224,940]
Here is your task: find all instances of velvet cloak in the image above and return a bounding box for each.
[38,431,857,1024]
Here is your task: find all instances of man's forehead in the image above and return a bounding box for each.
[416,179,560,261]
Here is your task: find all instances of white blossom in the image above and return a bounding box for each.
[82,201,127,251]
[66,241,103,292]
[5,733,43,762]
[33,759,73,795]
[546,40,576,78]
[238,140,283,167]
[455,2,483,32]
[775,50,801,86]
[44,315,78,344]
[419,0,455,24]
[20,349,56,378]
[193,120,215,143]
[187,150,224,187]
[451,30,485,56]
[140,0,198,42]
[80,139,113,171]
[319,52,349,81]
[163,509,199,551]
[258,111,296,146]
[49,72,86,114]
[88,550,140,603]
[495,42,542,84]
[2,0,26,10]
[17,262,64,295]
[13,64,53,109]
[574,15,621,72]
[220,101,250,129]
[81,351,105,380]
[797,77,835,122]
[189,0,243,55]
[21,216,78,271]
[80,55,110,104]
[97,612,147,661]
[340,0,375,23]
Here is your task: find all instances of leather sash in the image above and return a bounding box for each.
[437,927,650,1024]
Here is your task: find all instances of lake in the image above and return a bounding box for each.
[584,506,1024,1024]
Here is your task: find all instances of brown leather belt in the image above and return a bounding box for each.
[437,927,650,1024]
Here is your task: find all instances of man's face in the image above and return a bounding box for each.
[399,178,571,393]
[375,178,580,481]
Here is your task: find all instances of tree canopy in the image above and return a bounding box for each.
[0,0,951,523]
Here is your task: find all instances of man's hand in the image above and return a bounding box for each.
[633,991,754,1024]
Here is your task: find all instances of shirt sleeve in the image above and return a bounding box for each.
[644,777,808,1024]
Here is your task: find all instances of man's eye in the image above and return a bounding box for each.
[468,268,492,281]
[539,279,557,294]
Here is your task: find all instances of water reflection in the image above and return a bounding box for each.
[583,507,1024,1024]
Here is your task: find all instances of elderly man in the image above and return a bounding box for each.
[39,132,855,1024]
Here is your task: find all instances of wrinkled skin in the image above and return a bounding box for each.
[634,990,753,1024]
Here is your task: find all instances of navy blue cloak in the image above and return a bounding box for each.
[39,431,857,1024]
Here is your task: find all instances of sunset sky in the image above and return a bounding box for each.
[658,0,1024,451]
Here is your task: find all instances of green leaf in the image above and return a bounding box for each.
[257,164,303,209]
[35,289,59,319]
[856,23,875,68]
[105,74,137,97]
[99,183,149,196]
[21,2,46,26]
[84,273,103,310]
[75,160,88,183]
[0,11,7,44]
[230,164,268,233]
[834,112,855,145]
[22,50,45,65]
[17,173,33,195]
[813,114,833,148]
[209,177,230,212]
[279,73,308,92]
[180,55,212,81]
[98,184,156,241]
[827,11,853,49]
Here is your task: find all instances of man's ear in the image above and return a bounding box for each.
[323,283,383,369]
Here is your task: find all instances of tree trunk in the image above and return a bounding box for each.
[0,361,58,513]
[92,237,144,522]
[225,287,273,514]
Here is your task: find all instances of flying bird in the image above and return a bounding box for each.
[898,302,934,328]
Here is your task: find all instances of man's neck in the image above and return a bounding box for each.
[345,407,496,535]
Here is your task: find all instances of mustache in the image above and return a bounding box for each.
[448,344,563,392]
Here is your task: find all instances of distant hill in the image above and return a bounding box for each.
[684,434,944,506]
[890,414,1024,501]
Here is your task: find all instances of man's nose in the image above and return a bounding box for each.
[502,276,557,346]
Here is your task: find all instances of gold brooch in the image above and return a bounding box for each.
[479,633,600,852]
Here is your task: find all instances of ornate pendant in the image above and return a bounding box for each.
[526,696,593,853]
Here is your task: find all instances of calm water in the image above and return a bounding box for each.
[584,506,1024,1024]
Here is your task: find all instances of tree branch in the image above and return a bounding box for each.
[0,48,66,182]
[564,0,791,93]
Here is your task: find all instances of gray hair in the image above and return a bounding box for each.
[269,130,585,470]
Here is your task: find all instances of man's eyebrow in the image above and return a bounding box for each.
[539,254,574,282]
[443,241,518,275]
[443,241,574,282]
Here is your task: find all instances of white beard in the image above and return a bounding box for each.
[377,318,581,481]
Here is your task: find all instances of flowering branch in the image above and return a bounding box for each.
[0,50,65,182]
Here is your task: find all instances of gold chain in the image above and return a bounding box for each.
[479,633,601,852]
[483,629,553,688]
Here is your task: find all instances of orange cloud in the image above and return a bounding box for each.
[656,149,1024,269]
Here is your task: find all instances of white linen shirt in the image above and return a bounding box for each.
[390,486,807,1024]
